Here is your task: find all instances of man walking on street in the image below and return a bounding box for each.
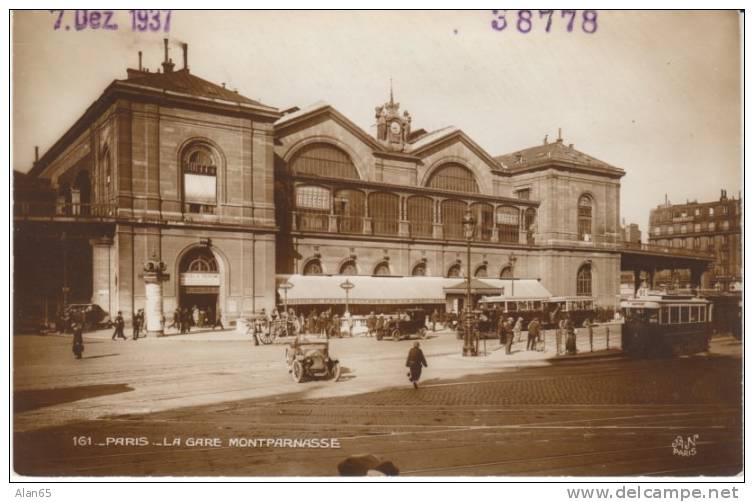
[505,318,514,355]
[584,318,594,352]
[405,342,428,389]
[111,311,126,340]
[213,309,224,330]
[556,318,565,356]
[132,309,143,340]
[527,317,541,351]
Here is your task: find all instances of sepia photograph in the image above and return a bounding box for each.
[9,8,744,483]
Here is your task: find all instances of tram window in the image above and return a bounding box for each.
[680,307,689,323]
[690,307,698,323]
[648,311,659,324]
[700,307,706,322]
[670,306,680,324]
[509,302,518,312]
[533,301,542,310]
[659,307,666,324]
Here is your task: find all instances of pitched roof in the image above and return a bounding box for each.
[118,68,265,107]
[494,140,624,176]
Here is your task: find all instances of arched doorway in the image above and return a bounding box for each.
[179,247,221,324]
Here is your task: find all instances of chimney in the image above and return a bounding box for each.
[34,146,39,164]
[182,43,188,71]
[138,51,142,71]
[543,134,549,145]
[161,38,175,73]
[556,128,563,143]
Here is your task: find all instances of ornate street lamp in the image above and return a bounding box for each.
[508,253,517,297]
[340,279,355,337]
[462,210,477,357]
[279,280,294,314]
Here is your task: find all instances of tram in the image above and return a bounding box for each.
[476,296,548,337]
[544,296,596,329]
[620,294,712,358]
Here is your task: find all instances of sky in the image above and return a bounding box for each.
[11,10,742,237]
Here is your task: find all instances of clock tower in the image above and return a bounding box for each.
[375,82,412,151]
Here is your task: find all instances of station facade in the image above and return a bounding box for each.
[16,42,627,327]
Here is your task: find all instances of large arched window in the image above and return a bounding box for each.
[369,192,399,236]
[474,265,488,278]
[290,143,359,179]
[373,262,391,276]
[427,163,479,193]
[339,260,358,275]
[578,195,593,241]
[303,259,323,276]
[577,264,592,296]
[496,206,520,244]
[183,144,218,214]
[187,255,218,272]
[441,199,467,240]
[334,189,365,234]
[447,263,461,278]
[500,266,513,279]
[470,202,494,242]
[411,262,427,276]
[407,196,433,238]
[295,185,331,232]
[524,207,537,244]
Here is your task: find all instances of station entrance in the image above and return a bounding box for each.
[178,247,220,325]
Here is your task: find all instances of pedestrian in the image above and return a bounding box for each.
[72,318,84,359]
[527,317,541,351]
[111,311,126,340]
[431,309,438,332]
[496,314,506,345]
[565,316,577,355]
[376,314,385,339]
[366,312,376,337]
[192,305,199,328]
[331,313,341,338]
[405,341,428,389]
[132,309,143,340]
[584,318,594,352]
[514,317,523,343]
[505,318,514,355]
[213,309,224,330]
[556,318,565,356]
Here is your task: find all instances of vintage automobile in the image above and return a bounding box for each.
[376,308,428,341]
[62,304,112,332]
[285,335,341,383]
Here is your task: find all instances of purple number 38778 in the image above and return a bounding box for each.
[491,10,598,34]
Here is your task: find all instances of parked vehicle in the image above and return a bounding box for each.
[285,335,341,383]
[620,294,712,358]
[376,309,427,341]
[63,304,112,332]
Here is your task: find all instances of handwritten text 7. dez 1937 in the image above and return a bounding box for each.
[50,10,172,32]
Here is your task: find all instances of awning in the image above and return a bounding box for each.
[443,278,504,295]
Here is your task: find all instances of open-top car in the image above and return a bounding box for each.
[285,335,341,383]
[377,308,427,341]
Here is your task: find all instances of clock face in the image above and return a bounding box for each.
[389,121,401,134]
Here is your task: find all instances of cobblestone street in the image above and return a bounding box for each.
[13,329,742,477]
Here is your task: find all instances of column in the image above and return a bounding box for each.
[143,258,169,336]
[432,198,443,239]
[398,195,410,237]
[90,237,114,313]
[363,191,372,234]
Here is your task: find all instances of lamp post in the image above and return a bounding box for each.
[462,210,477,357]
[279,280,294,314]
[340,279,354,336]
[508,253,517,297]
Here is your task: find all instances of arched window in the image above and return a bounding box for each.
[496,206,520,244]
[427,163,479,193]
[303,259,323,276]
[187,256,218,272]
[447,263,461,278]
[470,202,493,241]
[334,189,365,234]
[407,196,433,238]
[441,199,467,240]
[500,266,513,279]
[290,143,359,179]
[474,265,488,278]
[373,262,391,276]
[577,264,592,297]
[183,144,218,214]
[578,195,593,241]
[295,185,331,232]
[524,207,537,245]
[369,192,399,236]
[411,262,427,276]
[100,147,112,208]
[339,260,358,275]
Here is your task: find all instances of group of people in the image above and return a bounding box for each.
[169,306,224,334]
[495,316,542,354]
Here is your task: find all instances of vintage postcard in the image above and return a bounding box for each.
[10,9,743,482]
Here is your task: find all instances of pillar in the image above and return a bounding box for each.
[143,258,169,336]
[90,237,114,313]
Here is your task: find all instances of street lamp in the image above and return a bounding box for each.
[462,209,477,357]
[508,253,517,297]
[279,280,294,314]
[340,279,355,336]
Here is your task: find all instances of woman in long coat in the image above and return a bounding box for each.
[405,342,428,389]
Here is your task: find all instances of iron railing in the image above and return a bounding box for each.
[14,202,117,219]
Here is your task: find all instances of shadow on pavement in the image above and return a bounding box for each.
[14,383,134,413]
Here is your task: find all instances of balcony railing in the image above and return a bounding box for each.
[14,202,117,219]
[619,241,714,259]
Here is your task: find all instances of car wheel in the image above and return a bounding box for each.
[291,361,305,383]
[330,362,342,382]
[392,329,401,341]
[419,328,427,339]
